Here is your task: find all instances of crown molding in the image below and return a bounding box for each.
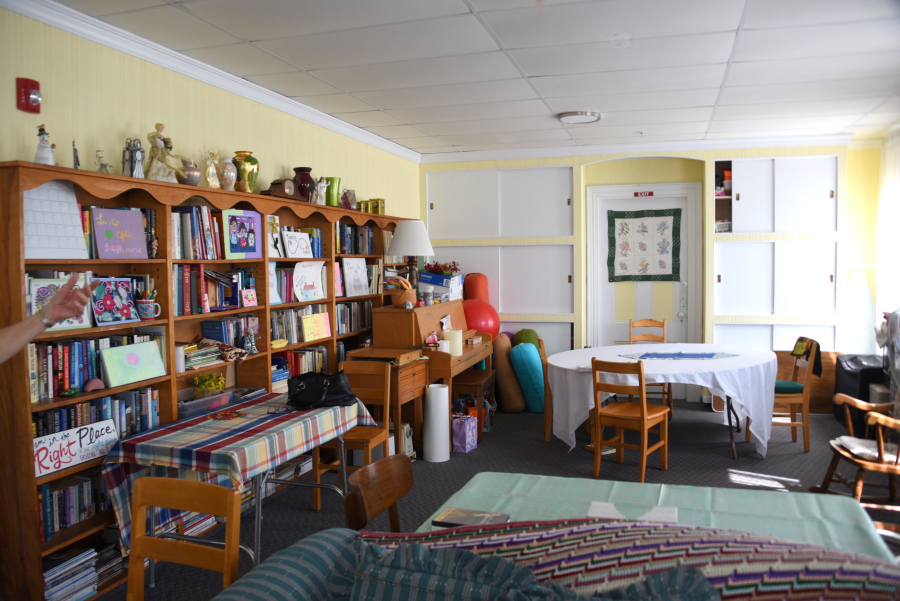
[420,134,853,164]
[848,139,883,150]
[1,0,422,163]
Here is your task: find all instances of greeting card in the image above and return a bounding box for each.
[282,231,313,258]
[90,278,141,324]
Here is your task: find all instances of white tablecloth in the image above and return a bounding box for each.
[547,343,777,457]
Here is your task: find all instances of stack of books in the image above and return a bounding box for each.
[182,512,217,537]
[271,362,290,393]
[171,206,223,261]
[180,342,223,371]
[240,455,312,513]
[42,547,98,601]
[93,542,124,590]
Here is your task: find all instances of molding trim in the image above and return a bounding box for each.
[420,134,853,164]
[1,0,422,163]
[431,237,575,246]
[848,139,883,150]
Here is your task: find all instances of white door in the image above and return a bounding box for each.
[731,159,774,233]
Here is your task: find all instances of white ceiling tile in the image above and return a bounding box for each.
[256,15,498,71]
[735,20,900,62]
[874,96,900,112]
[417,115,562,136]
[533,64,727,98]
[416,147,463,154]
[709,115,856,133]
[547,89,719,113]
[481,0,744,49]
[290,94,377,113]
[185,0,469,41]
[745,0,900,29]
[728,51,900,86]
[854,112,900,127]
[362,125,430,138]
[355,79,537,109]
[101,5,241,50]
[569,121,709,140]
[439,129,573,146]
[849,126,892,138]
[448,140,579,152]
[471,0,593,11]
[575,133,706,145]
[705,130,850,139]
[720,77,900,105]
[714,98,886,120]
[311,52,522,92]
[332,111,407,127]
[55,0,165,16]
[392,137,451,148]
[181,43,292,76]
[511,32,734,77]
[575,107,715,128]
[244,72,341,97]
[388,99,550,124]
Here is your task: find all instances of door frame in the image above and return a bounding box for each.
[586,182,703,347]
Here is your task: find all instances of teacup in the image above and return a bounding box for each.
[136,300,162,320]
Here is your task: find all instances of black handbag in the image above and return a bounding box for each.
[287,370,357,410]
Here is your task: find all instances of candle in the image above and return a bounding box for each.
[443,330,463,357]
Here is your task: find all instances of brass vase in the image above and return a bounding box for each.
[233,151,259,193]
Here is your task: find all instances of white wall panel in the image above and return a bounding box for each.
[714,324,772,349]
[500,245,573,314]
[774,156,837,233]
[500,321,573,357]
[431,246,501,305]
[426,170,499,239]
[774,241,836,316]
[731,158,774,233]
[714,242,774,315]
[499,166,573,237]
[773,325,835,352]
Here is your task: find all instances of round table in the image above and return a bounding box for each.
[547,343,777,457]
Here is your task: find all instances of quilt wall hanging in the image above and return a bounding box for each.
[607,209,681,282]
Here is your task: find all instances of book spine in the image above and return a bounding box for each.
[197,263,206,313]
[62,345,70,394]
[28,343,38,403]
[183,264,192,315]
[81,339,90,384]
[181,212,193,260]
[42,484,52,541]
[75,403,82,427]
[151,389,159,429]
[101,396,111,421]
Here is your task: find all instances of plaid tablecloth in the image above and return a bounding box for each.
[102,392,374,552]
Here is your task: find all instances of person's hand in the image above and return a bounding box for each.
[43,273,101,324]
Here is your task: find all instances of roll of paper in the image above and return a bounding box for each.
[444,330,463,357]
[437,340,450,354]
[423,384,450,462]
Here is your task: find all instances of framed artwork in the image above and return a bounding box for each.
[100,341,166,387]
[223,209,263,260]
[91,278,141,324]
[90,207,148,260]
[30,277,92,331]
[607,208,681,282]
[267,215,282,258]
[282,231,314,258]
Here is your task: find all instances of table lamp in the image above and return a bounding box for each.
[387,220,434,288]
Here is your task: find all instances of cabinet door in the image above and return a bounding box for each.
[731,159,774,233]
[773,241,836,316]
[714,324,772,349]
[773,325,835,352]
[432,245,500,306]
[426,170,499,239]
[499,167,573,237]
[714,242,773,315]
[774,156,837,233]
[500,245,573,314]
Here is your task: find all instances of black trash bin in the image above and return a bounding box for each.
[834,354,884,437]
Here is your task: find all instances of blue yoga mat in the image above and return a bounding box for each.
[639,352,716,359]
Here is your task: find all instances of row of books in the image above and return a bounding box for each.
[42,546,98,601]
[173,264,256,315]
[335,300,373,336]
[81,206,158,260]
[201,315,260,349]
[171,206,225,261]
[270,305,329,346]
[38,468,109,543]
[32,388,157,439]
[271,263,327,304]
[335,223,374,256]
[182,512,217,536]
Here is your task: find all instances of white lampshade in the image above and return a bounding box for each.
[387,220,434,257]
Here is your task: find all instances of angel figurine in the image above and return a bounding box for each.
[131,140,145,179]
[145,123,187,183]
[95,150,112,174]
[200,147,221,189]
[314,176,328,205]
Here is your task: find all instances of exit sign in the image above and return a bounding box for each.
[634,191,654,197]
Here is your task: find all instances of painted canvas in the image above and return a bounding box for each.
[91,278,141,324]
[267,215,282,258]
[30,277,92,331]
[223,209,263,259]
[341,258,369,297]
[282,231,313,258]
[100,341,166,387]
[91,208,148,260]
[292,261,326,302]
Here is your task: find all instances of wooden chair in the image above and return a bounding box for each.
[628,319,673,419]
[344,454,414,532]
[810,393,900,544]
[538,337,554,442]
[452,368,496,443]
[589,359,669,483]
[311,361,391,510]
[127,478,240,601]
[771,339,819,452]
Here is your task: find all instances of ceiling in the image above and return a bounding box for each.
[55,0,900,156]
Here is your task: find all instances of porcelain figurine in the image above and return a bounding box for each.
[95,150,112,174]
[72,141,80,169]
[131,140,145,179]
[145,123,187,183]
[314,176,328,205]
[201,147,221,189]
[34,125,56,166]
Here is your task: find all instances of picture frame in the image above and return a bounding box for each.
[30,277,92,331]
[222,209,263,260]
[90,277,142,325]
[282,231,314,258]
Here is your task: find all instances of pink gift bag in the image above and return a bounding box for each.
[452,415,478,453]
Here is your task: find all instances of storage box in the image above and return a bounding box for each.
[418,272,463,300]
[177,391,233,418]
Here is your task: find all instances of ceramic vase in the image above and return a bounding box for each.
[292,167,315,203]
[324,177,341,207]
[176,159,201,186]
[216,159,237,191]
[233,151,259,193]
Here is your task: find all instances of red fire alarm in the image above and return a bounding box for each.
[17,78,41,113]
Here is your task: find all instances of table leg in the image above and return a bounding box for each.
[148,507,156,588]
[252,472,267,566]
[337,434,349,495]
[725,397,738,460]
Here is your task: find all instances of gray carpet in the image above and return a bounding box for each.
[98,401,887,600]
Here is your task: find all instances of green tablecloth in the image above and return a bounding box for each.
[418,472,894,562]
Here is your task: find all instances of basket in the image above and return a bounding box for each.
[391,288,416,308]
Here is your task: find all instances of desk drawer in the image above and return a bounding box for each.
[396,361,428,400]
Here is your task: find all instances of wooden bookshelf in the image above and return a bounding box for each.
[0,161,408,600]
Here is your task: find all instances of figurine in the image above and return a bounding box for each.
[425,331,439,347]
[72,141,80,169]
[200,147,221,189]
[122,138,134,175]
[34,125,56,166]
[131,140,145,179]
[145,123,187,183]
[314,177,328,205]
[95,150,112,174]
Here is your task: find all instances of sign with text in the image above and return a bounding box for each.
[634,191,654,197]
[91,208,149,260]
[33,419,118,477]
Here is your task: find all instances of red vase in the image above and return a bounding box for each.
[292,167,315,202]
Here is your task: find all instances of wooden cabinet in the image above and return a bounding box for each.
[0,162,408,600]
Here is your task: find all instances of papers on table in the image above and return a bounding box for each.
[587,501,678,523]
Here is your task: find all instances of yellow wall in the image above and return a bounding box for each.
[1,9,420,218]
[847,147,881,298]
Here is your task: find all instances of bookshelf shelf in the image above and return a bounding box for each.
[41,510,115,557]
[35,458,106,486]
[272,298,329,308]
[277,338,333,352]
[171,258,263,264]
[383,262,407,267]
[336,254,380,259]
[24,259,167,265]
[337,294,382,301]
[271,257,331,263]
[35,319,169,341]
[30,375,172,414]
[336,328,372,340]
[174,306,265,321]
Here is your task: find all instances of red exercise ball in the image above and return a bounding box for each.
[463,299,500,340]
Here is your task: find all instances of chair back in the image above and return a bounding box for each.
[344,454,414,532]
[339,360,391,434]
[591,359,648,418]
[789,339,819,390]
[629,318,667,343]
[127,478,240,601]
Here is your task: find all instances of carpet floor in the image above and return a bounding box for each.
[98,401,890,600]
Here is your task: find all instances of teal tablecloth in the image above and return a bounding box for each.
[418,472,894,562]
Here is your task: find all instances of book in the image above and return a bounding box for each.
[431,507,510,530]
[300,312,331,342]
[90,208,149,260]
[99,342,166,388]
[341,258,370,297]
[90,278,141,325]
[282,231,313,258]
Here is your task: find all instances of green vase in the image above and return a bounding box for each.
[325,177,341,207]
[233,151,259,193]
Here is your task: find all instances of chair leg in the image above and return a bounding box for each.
[810,452,842,494]
[745,417,751,443]
[790,404,798,442]
[388,503,401,533]
[363,445,372,468]
[311,447,322,511]
[543,385,552,443]
[615,428,624,464]
[638,427,648,484]
[593,420,602,478]
[890,475,899,502]
[853,467,867,501]
[660,416,668,471]
[802,402,810,452]
[382,438,391,459]
[126,551,145,601]
[667,384,673,420]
